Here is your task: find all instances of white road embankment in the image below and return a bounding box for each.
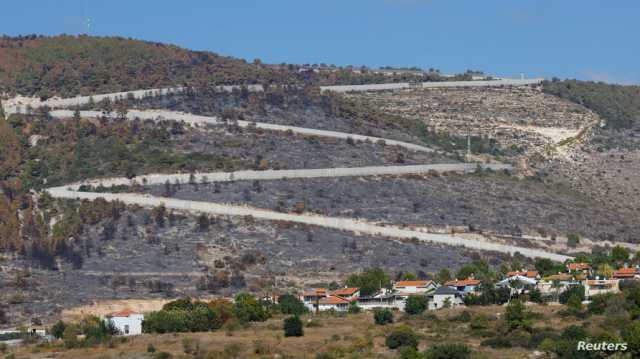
[45,185,571,262]
[320,78,544,93]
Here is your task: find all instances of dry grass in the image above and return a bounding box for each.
[15,304,591,359]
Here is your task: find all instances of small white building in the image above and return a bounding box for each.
[429,286,464,310]
[393,280,438,297]
[357,293,406,311]
[317,295,351,312]
[583,279,620,298]
[104,310,144,336]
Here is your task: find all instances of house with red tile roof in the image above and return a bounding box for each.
[104,309,144,336]
[393,280,437,296]
[332,287,360,300]
[613,267,640,279]
[317,295,351,312]
[444,279,481,294]
[567,262,591,273]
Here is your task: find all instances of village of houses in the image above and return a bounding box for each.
[2,261,639,342]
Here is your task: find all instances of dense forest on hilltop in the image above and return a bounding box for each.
[543,79,640,130]
[0,35,288,98]
[0,35,470,98]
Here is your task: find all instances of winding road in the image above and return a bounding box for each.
[4,82,572,262]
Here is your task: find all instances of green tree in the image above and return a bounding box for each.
[345,268,390,296]
[283,315,304,337]
[278,294,307,315]
[51,320,66,339]
[559,285,585,304]
[233,293,270,323]
[623,321,640,356]
[373,308,393,325]
[405,295,428,315]
[611,245,630,264]
[504,300,531,331]
[566,294,583,315]
[436,268,451,285]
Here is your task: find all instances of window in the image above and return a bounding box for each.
[124,325,129,334]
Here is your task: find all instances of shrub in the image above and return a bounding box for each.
[147,343,156,353]
[587,293,615,315]
[385,326,419,350]
[423,343,472,359]
[559,285,585,304]
[405,295,428,315]
[347,302,361,314]
[469,314,489,330]
[373,308,393,325]
[283,315,304,337]
[154,352,172,359]
[481,337,512,348]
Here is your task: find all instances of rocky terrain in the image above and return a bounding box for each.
[0,206,509,327]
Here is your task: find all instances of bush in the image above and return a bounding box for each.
[147,343,156,353]
[405,295,428,315]
[385,326,419,350]
[481,337,512,348]
[283,315,304,337]
[347,302,361,314]
[423,343,472,359]
[469,314,489,330]
[373,308,393,325]
[587,293,615,315]
[559,285,585,304]
[154,352,172,359]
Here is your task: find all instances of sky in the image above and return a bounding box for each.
[1,0,639,84]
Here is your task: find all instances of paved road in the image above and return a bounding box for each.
[46,185,571,262]
[50,109,435,153]
[64,163,511,188]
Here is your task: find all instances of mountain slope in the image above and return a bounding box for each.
[0,35,283,98]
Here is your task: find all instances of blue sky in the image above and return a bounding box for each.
[1,0,638,84]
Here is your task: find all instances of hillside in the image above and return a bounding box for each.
[1,37,640,343]
[0,35,285,98]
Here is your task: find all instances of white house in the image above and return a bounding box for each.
[429,286,464,310]
[104,310,144,336]
[583,279,620,298]
[356,293,406,311]
[317,295,351,312]
[496,275,538,296]
[393,280,438,297]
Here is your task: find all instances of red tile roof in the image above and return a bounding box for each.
[318,295,351,305]
[445,279,481,287]
[613,268,639,278]
[301,288,328,297]
[107,309,140,317]
[332,287,359,296]
[567,263,591,271]
[507,271,539,279]
[394,280,433,287]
